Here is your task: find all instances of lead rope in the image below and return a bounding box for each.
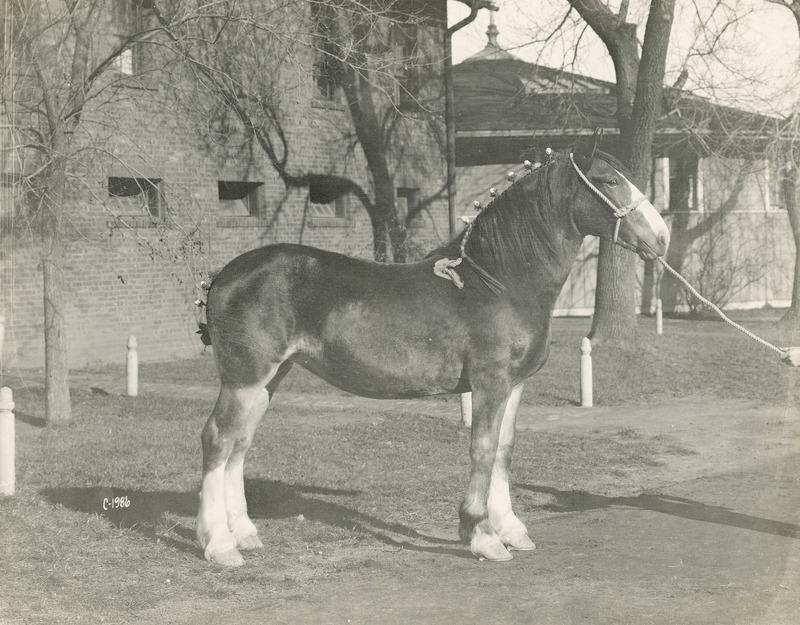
[657,257,785,356]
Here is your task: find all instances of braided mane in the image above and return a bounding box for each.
[457,152,582,290]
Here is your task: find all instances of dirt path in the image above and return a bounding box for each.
[163,396,797,625]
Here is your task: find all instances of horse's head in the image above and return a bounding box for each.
[571,139,670,260]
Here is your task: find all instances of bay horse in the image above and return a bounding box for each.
[196,142,670,566]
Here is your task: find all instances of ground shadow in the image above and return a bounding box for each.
[42,486,202,557]
[14,410,47,428]
[42,479,468,560]
[245,478,468,558]
[519,484,800,539]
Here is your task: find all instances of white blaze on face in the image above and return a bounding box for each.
[618,172,670,250]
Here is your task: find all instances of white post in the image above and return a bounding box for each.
[460,392,472,428]
[126,335,138,397]
[0,387,15,496]
[580,337,593,408]
[0,314,5,372]
[656,299,663,335]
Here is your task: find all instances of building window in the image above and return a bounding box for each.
[309,196,346,219]
[311,3,339,101]
[392,23,420,112]
[765,160,785,211]
[309,179,346,219]
[669,157,699,212]
[397,187,422,227]
[112,0,155,76]
[218,181,263,217]
[108,176,164,219]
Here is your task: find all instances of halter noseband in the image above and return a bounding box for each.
[569,153,647,242]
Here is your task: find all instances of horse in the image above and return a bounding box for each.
[195,140,670,566]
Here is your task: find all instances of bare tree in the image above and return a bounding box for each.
[2,0,218,423]
[565,0,676,344]
[764,0,800,323]
[2,0,163,423]
[156,0,449,262]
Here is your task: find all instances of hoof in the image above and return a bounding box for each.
[206,547,245,567]
[503,533,536,551]
[236,533,264,550]
[471,533,513,562]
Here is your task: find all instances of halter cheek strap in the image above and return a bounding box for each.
[569,153,647,242]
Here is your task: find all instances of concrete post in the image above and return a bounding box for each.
[580,337,593,408]
[0,387,15,496]
[126,335,138,397]
[656,299,663,335]
[460,392,472,428]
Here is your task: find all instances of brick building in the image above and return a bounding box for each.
[1,0,450,368]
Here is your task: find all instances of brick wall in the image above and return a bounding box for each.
[1,2,449,369]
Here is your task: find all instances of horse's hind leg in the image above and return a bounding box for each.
[488,383,535,551]
[197,361,292,566]
[224,361,293,552]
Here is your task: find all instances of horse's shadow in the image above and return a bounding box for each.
[41,479,467,560]
[519,484,800,539]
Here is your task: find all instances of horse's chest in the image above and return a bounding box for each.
[468,309,552,377]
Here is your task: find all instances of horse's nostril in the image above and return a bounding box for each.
[658,232,670,248]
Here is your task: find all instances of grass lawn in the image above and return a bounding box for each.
[0,310,797,624]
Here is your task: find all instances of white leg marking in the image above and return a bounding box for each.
[226,387,270,550]
[198,464,243,566]
[225,456,262,550]
[488,384,536,551]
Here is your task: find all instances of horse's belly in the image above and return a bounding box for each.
[294,304,466,399]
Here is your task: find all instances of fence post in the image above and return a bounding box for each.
[460,392,472,428]
[580,337,593,408]
[0,314,5,374]
[0,387,15,496]
[656,299,663,335]
[126,335,138,397]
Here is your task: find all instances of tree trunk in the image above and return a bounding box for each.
[571,0,676,344]
[781,164,800,323]
[660,156,692,312]
[40,160,72,425]
[339,46,399,263]
[589,240,638,342]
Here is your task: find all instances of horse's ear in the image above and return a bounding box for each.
[591,128,603,155]
[574,129,602,170]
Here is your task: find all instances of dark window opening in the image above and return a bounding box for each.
[392,23,420,112]
[311,3,340,101]
[108,176,164,218]
[309,179,346,218]
[218,181,263,217]
[112,0,156,76]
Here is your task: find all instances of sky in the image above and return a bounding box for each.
[447,0,800,116]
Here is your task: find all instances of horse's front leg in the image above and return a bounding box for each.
[488,383,535,551]
[459,382,515,561]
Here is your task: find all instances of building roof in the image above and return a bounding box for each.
[454,28,783,166]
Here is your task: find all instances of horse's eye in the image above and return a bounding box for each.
[607,179,618,187]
